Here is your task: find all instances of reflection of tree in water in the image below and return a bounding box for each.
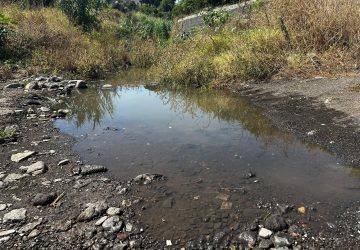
[153,87,335,156]
[153,87,294,150]
[66,89,118,129]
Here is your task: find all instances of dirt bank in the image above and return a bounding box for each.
[232,76,360,167]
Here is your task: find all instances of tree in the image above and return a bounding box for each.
[58,0,106,30]
[140,0,160,7]
[159,0,175,13]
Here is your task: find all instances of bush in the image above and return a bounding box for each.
[0,13,12,59]
[268,0,360,52]
[116,12,172,41]
[2,6,128,78]
[58,0,106,29]
[202,9,230,30]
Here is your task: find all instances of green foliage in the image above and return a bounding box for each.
[172,0,238,16]
[58,0,107,29]
[202,10,230,30]
[117,13,172,41]
[139,3,159,16]
[159,0,175,13]
[0,13,12,59]
[0,130,16,139]
[250,0,265,10]
[112,0,138,13]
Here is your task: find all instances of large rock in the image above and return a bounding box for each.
[3,208,27,222]
[11,150,36,163]
[77,201,108,221]
[263,215,288,232]
[20,161,47,175]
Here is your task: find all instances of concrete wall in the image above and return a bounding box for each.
[175,1,252,33]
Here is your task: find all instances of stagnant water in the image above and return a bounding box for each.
[55,73,360,240]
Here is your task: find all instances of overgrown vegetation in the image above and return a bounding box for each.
[58,0,106,30]
[1,0,360,87]
[151,0,360,88]
[0,13,12,58]
[0,3,166,79]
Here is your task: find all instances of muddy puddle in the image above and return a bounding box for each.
[55,72,360,241]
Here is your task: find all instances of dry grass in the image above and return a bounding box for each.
[1,5,129,78]
[151,0,360,88]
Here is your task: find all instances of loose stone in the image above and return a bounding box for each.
[263,215,288,232]
[0,237,10,243]
[274,235,293,247]
[20,161,47,175]
[0,204,6,211]
[3,208,27,222]
[32,192,57,206]
[0,229,15,237]
[11,150,36,163]
[78,165,107,176]
[102,216,123,233]
[106,207,122,216]
[102,84,113,89]
[28,229,40,238]
[77,200,108,221]
[259,239,273,249]
[238,231,257,248]
[133,173,165,185]
[4,173,27,183]
[18,219,42,233]
[58,159,70,166]
[259,227,273,238]
[95,216,108,226]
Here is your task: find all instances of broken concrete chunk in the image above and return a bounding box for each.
[11,150,36,163]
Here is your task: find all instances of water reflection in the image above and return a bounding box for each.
[152,87,293,146]
[65,88,118,128]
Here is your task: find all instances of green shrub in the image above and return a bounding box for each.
[0,13,12,59]
[202,9,230,30]
[116,13,172,41]
[0,130,16,139]
[58,0,106,30]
